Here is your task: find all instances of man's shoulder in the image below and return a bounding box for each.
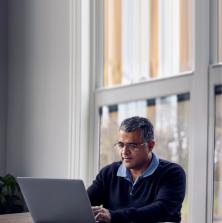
[157,159,186,176]
[158,158,184,168]
[99,161,122,175]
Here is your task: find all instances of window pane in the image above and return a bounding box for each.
[100,93,190,223]
[103,0,193,87]
[213,85,222,223]
[219,0,222,62]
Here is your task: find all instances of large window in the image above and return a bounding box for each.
[213,85,222,223]
[103,0,193,87]
[84,0,219,222]
[96,1,193,222]
[71,2,222,223]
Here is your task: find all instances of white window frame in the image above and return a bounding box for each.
[68,0,221,222]
[89,1,209,223]
[91,0,210,222]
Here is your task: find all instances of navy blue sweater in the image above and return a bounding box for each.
[87,159,186,223]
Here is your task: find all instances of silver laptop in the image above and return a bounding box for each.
[17,177,96,223]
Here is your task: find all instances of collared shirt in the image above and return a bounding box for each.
[117,152,159,193]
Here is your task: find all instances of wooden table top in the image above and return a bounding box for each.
[0,212,33,223]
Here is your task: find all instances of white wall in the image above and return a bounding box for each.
[0,0,8,176]
[7,0,70,177]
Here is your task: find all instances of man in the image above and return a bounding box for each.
[87,116,186,223]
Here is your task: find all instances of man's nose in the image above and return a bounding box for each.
[121,146,131,154]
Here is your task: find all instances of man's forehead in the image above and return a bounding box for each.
[118,129,142,138]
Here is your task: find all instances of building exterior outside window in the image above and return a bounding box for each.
[103,0,193,87]
[100,93,190,222]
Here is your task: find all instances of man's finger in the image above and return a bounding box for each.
[92,206,102,214]
[95,212,102,221]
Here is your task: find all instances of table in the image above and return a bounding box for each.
[0,212,33,223]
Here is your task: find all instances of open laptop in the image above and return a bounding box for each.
[17,177,96,223]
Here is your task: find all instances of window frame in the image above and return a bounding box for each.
[69,0,222,222]
[91,0,210,222]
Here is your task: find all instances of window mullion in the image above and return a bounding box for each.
[95,74,192,107]
[210,0,218,64]
[188,0,210,222]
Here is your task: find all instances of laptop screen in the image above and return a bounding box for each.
[17,178,96,223]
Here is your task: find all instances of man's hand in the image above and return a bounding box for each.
[92,206,111,223]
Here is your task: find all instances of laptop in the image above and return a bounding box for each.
[17,177,96,223]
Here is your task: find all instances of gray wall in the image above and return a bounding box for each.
[7,0,70,177]
[0,0,8,176]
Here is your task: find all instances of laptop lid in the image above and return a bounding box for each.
[17,177,96,223]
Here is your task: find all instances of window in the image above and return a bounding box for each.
[71,2,220,222]
[213,85,222,223]
[100,93,190,222]
[103,0,193,87]
[94,1,193,222]
[83,0,216,222]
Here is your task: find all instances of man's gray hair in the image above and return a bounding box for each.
[119,116,154,142]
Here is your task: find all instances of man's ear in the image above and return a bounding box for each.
[147,140,155,151]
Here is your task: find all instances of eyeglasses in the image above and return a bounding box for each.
[113,142,147,151]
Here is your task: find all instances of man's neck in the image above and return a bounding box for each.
[129,157,152,182]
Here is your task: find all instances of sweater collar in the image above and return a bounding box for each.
[117,152,159,180]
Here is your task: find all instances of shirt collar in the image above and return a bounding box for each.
[117,152,159,179]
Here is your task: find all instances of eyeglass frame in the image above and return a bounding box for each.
[113,141,147,151]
